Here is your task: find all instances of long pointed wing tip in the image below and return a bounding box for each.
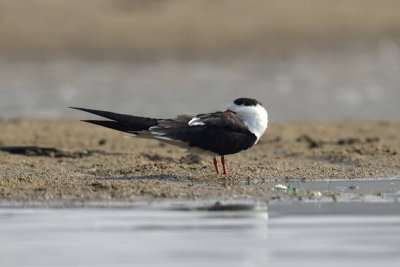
[69,107,97,113]
[81,119,100,123]
[69,107,83,110]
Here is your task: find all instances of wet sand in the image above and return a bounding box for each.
[0,119,399,203]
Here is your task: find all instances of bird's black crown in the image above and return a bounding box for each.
[234,98,262,107]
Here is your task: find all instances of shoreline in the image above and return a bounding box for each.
[1,119,399,203]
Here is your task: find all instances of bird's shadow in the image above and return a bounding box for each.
[97,174,188,181]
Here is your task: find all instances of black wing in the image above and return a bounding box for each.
[70,107,158,133]
[150,112,257,155]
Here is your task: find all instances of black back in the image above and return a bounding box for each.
[152,112,257,155]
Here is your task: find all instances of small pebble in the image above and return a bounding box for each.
[274,184,288,190]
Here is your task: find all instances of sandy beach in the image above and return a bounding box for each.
[1,118,398,203]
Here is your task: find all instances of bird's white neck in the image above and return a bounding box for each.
[234,104,268,142]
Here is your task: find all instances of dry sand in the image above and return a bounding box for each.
[1,0,400,58]
[0,119,399,204]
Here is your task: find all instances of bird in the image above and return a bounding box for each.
[70,97,268,175]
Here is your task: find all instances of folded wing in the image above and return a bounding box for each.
[70,107,158,134]
[150,112,257,155]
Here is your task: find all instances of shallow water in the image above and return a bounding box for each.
[1,44,400,120]
[1,178,400,267]
[269,178,400,202]
[291,178,400,194]
[0,204,269,267]
[1,202,400,267]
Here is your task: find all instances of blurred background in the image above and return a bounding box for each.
[1,0,399,120]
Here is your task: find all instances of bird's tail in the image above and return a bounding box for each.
[70,107,158,134]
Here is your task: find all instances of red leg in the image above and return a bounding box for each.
[213,157,220,174]
[221,156,229,175]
